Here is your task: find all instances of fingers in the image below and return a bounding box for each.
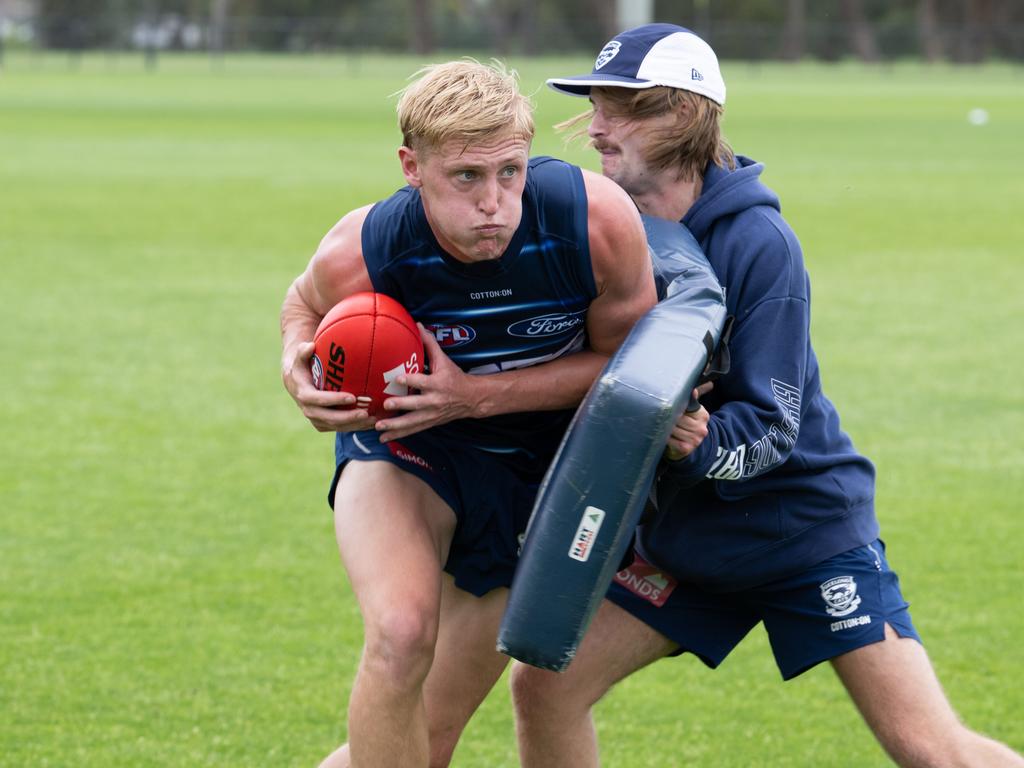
[417,322,454,371]
[376,423,420,443]
[285,340,372,431]
[417,323,444,374]
[380,392,417,413]
[375,386,457,440]
[376,390,437,438]
[672,407,709,438]
[666,434,702,459]
[287,341,357,406]
[301,404,374,432]
[296,340,316,361]
[418,322,439,354]
[396,371,430,392]
[370,325,472,438]
[665,444,685,462]
[666,401,711,459]
[375,408,434,442]
[302,389,358,408]
[685,384,713,413]
[386,326,442,392]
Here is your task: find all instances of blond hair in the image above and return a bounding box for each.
[397,60,535,153]
[559,86,735,181]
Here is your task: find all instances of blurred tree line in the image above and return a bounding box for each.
[27,0,1024,61]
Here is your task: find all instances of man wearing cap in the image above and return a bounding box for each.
[508,23,1024,768]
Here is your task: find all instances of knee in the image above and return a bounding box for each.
[510,662,596,721]
[509,662,549,716]
[361,608,438,689]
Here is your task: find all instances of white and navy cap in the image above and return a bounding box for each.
[547,23,726,105]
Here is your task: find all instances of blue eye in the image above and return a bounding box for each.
[500,166,518,177]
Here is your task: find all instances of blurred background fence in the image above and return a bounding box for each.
[1,0,1023,63]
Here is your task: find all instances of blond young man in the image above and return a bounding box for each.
[508,24,1024,768]
[280,60,656,767]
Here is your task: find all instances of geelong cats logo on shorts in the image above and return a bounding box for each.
[820,576,861,617]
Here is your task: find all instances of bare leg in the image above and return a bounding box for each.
[422,576,511,766]
[332,461,456,768]
[320,576,509,767]
[833,623,1024,768]
[511,599,677,768]
[320,512,510,767]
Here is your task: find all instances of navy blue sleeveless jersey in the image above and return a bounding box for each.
[359,156,597,476]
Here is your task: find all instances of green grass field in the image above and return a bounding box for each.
[2,52,1022,767]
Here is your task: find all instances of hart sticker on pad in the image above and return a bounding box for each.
[568,506,605,562]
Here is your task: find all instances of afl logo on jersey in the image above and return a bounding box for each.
[508,311,585,338]
[427,323,476,348]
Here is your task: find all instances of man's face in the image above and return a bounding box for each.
[588,91,676,196]
[399,133,529,263]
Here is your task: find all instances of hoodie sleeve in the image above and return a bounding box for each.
[663,213,809,487]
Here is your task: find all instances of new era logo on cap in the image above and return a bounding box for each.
[547,23,726,105]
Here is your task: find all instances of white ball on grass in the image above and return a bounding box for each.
[967,108,989,126]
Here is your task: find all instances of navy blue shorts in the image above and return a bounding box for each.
[606,540,920,680]
[328,430,542,597]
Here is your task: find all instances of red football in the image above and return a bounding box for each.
[311,292,424,417]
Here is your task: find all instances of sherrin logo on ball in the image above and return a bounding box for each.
[311,292,424,417]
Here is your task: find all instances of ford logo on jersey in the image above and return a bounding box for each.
[427,323,477,348]
[507,311,585,338]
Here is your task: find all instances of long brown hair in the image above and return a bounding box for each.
[558,86,734,181]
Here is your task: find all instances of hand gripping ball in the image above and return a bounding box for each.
[311,292,424,417]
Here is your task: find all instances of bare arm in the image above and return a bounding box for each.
[575,170,658,355]
[280,206,376,432]
[377,171,656,440]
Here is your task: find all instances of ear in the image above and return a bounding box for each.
[398,146,423,188]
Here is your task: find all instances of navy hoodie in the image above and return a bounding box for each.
[638,156,879,592]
